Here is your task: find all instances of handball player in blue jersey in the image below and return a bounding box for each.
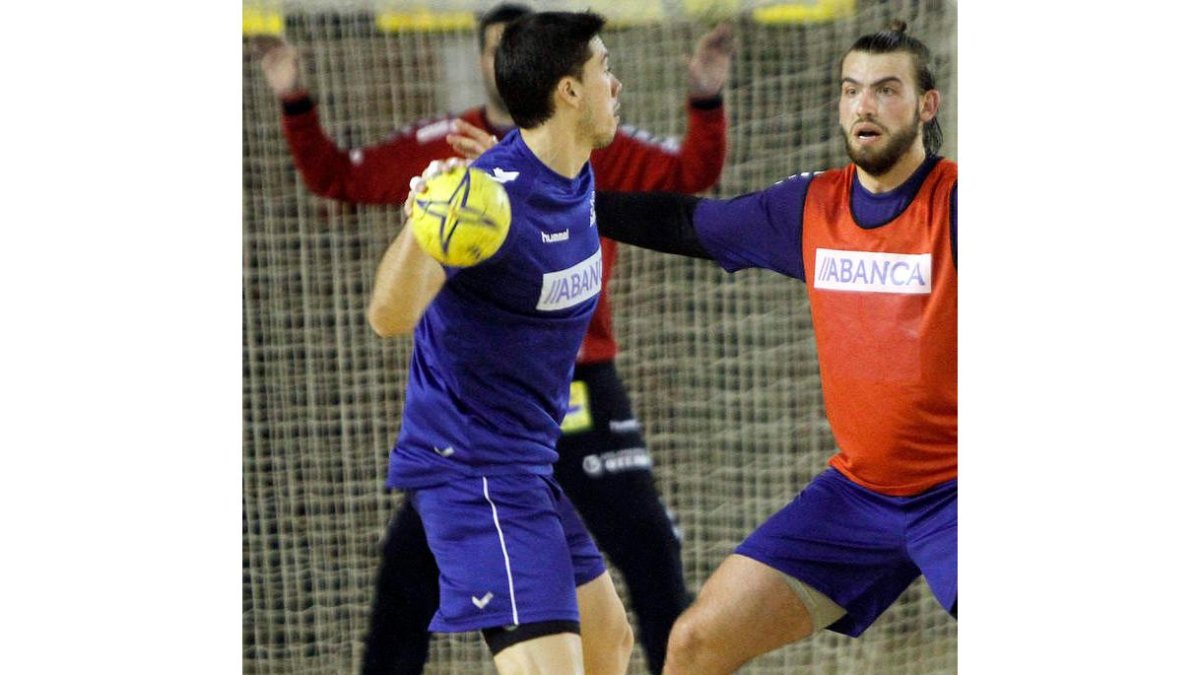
[367,11,633,675]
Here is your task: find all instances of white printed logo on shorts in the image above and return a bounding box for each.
[471,591,494,609]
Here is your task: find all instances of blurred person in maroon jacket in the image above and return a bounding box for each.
[255,4,733,674]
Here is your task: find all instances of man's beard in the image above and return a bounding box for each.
[580,105,617,149]
[843,111,922,177]
[592,127,617,149]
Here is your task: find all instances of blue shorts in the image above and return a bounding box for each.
[735,469,956,637]
[411,473,607,633]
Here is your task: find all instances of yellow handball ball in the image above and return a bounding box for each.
[409,166,512,267]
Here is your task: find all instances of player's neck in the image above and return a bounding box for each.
[519,120,591,180]
[856,144,928,194]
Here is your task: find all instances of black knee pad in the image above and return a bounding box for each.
[481,620,581,656]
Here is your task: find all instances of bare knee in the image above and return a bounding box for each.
[615,614,634,658]
[584,614,632,675]
[578,573,634,675]
[664,606,716,672]
[601,604,634,661]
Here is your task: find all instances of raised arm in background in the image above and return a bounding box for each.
[256,23,733,205]
[590,22,733,193]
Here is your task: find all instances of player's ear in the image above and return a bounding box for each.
[920,89,940,123]
[557,76,582,110]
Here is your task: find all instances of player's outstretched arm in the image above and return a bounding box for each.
[594,191,713,260]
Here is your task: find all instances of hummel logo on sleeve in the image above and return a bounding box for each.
[472,591,494,609]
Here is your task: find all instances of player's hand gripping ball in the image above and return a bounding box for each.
[408,165,511,267]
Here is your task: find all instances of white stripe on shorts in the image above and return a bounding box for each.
[482,476,519,625]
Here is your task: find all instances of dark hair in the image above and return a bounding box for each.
[843,20,942,155]
[495,11,607,129]
[476,3,532,52]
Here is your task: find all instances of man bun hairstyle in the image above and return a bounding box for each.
[845,19,943,155]
[495,11,607,129]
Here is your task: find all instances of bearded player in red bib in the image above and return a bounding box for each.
[594,21,956,674]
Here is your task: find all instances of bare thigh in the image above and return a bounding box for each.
[493,632,584,675]
[665,554,819,674]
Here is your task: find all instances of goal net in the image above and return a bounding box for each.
[242,1,957,673]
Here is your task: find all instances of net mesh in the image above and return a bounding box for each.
[242,1,958,672]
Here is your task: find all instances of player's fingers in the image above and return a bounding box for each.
[717,24,736,53]
[459,137,495,159]
[420,159,446,181]
[415,157,466,194]
[403,180,422,216]
[451,119,498,147]
[447,135,485,161]
[447,143,479,163]
[700,22,734,55]
[451,119,485,140]
[405,175,429,218]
